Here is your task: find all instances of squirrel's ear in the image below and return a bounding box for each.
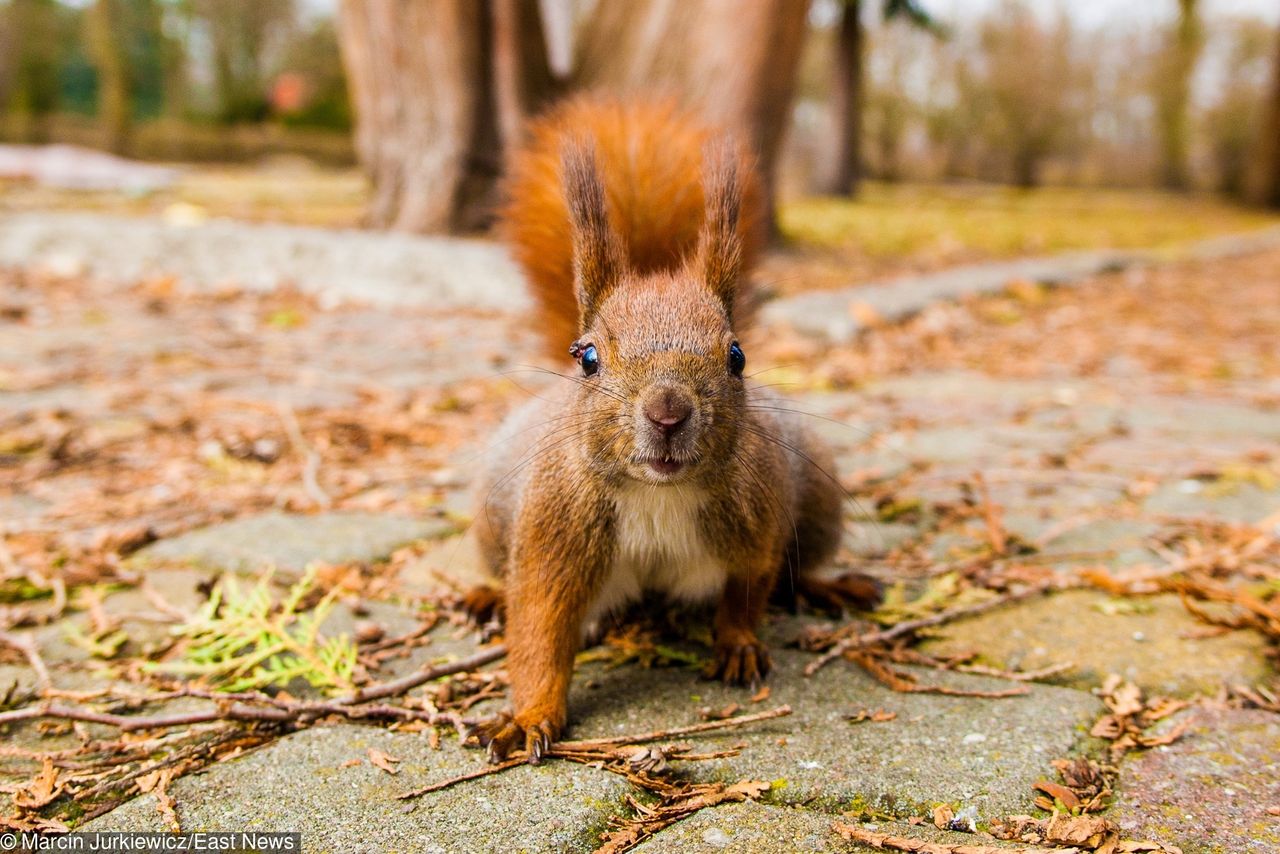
[693,141,745,319]
[561,140,624,333]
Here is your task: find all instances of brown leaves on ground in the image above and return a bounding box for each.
[1,267,524,632]
[136,766,180,832]
[1035,757,1113,813]
[990,814,1184,854]
[834,821,1065,853]
[367,747,401,775]
[1090,675,1191,758]
[595,780,769,854]
[849,708,897,724]
[761,248,1280,389]
[7,757,63,810]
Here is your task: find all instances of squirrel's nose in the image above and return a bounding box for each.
[644,391,692,439]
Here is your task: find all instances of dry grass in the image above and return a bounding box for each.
[767,183,1280,293]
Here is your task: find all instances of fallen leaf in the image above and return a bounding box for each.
[367,748,400,775]
[1034,779,1081,811]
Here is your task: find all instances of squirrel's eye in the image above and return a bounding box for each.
[728,342,745,377]
[580,344,599,376]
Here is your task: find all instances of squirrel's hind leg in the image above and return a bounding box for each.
[781,431,885,615]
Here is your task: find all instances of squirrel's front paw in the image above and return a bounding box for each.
[706,634,771,687]
[473,711,560,765]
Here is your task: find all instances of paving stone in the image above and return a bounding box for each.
[399,532,495,595]
[922,590,1273,696]
[1111,706,1280,854]
[567,641,1101,822]
[632,802,1028,853]
[1144,478,1280,525]
[82,724,628,853]
[1041,518,1161,567]
[131,511,456,575]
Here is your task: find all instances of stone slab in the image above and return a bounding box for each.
[1111,706,1280,854]
[132,511,455,574]
[922,589,1273,696]
[82,724,628,853]
[566,642,1101,822]
[632,802,1028,853]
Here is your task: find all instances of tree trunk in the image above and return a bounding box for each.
[338,0,557,233]
[6,0,60,144]
[1012,146,1039,189]
[1249,26,1280,209]
[826,0,864,196]
[1156,0,1201,191]
[87,0,133,155]
[576,0,811,224]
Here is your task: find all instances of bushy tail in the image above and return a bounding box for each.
[500,97,765,357]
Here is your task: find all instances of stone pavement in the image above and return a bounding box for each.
[3,238,1279,852]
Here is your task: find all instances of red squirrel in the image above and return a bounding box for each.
[469,97,879,763]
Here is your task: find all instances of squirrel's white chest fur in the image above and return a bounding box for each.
[590,483,727,621]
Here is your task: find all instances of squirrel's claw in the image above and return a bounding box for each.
[707,638,771,687]
[474,711,558,765]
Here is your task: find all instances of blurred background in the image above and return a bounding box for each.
[1,0,1278,286]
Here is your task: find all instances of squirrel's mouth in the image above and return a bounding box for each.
[647,456,684,476]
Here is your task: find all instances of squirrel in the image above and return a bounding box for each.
[469,97,880,764]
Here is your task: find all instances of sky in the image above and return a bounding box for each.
[929,0,1280,28]
[297,1,1280,27]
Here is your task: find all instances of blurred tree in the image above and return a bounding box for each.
[5,0,62,142]
[87,0,133,153]
[826,0,936,195]
[979,2,1089,188]
[194,0,296,123]
[337,0,558,232]
[576,0,810,226]
[1250,25,1280,208]
[277,18,351,130]
[1203,18,1271,196]
[1153,0,1203,190]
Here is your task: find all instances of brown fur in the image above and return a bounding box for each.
[500,97,764,356]
[473,98,875,764]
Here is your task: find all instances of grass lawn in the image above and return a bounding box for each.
[766,182,1280,294]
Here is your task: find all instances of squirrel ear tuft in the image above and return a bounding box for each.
[561,139,625,333]
[693,140,746,319]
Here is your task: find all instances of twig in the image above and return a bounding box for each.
[0,631,51,690]
[554,704,792,749]
[397,758,523,799]
[0,647,506,732]
[805,581,1059,676]
[336,644,506,704]
[277,402,331,509]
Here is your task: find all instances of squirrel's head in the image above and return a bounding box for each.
[561,140,749,486]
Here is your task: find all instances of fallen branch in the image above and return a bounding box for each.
[0,631,50,690]
[0,646,507,732]
[337,644,507,704]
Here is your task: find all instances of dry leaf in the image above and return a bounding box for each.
[12,757,62,809]
[1033,780,1081,811]
[367,748,400,775]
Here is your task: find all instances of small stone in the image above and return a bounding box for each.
[962,733,987,745]
[701,827,732,847]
